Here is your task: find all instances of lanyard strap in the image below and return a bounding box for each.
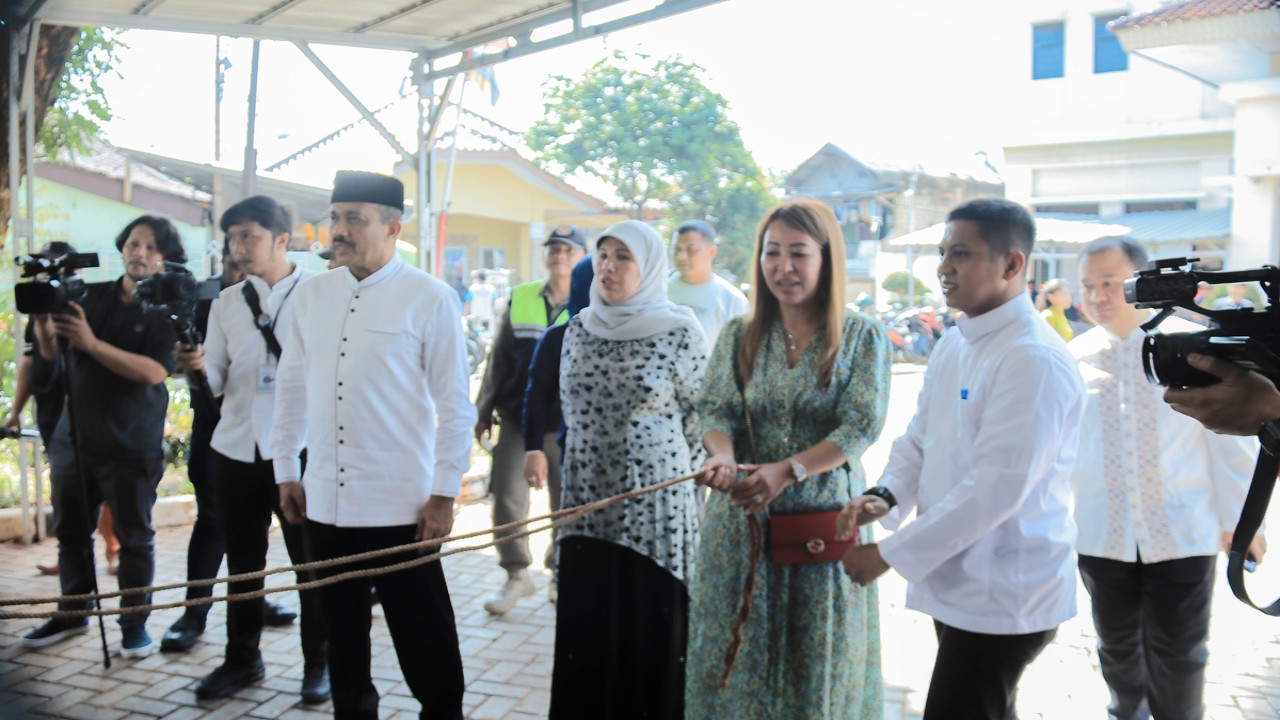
[241,278,296,361]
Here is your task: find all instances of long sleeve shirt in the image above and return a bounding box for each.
[205,265,311,462]
[877,293,1085,635]
[1069,318,1257,563]
[270,257,476,528]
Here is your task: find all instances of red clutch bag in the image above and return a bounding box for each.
[768,510,857,564]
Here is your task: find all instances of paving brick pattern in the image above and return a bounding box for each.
[2,367,1278,719]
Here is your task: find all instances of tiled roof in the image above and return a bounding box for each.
[47,137,210,201]
[1036,207,1231,243]
[1112,0,1279,30]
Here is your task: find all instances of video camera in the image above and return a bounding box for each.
[13,252,100,315]
[1122,258,1280,388]
[134,261,219,321]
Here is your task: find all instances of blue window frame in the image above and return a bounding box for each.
[1032,22,1065,80]
[1094,15,1128,73]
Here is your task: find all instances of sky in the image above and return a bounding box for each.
[96,0,1050,195]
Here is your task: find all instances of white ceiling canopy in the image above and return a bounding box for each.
[17,0,726,80]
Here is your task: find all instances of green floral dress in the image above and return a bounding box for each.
[685,312,891,720]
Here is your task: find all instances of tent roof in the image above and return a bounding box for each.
[888,208,1230,248]
[22,0,724,76]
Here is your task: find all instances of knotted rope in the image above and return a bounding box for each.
[0,472,699,620]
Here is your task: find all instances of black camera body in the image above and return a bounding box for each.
[1122,258,1280,388]
[13,252,100,315]
[134,262,219,321]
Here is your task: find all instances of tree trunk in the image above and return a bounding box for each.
[0,24,80,249]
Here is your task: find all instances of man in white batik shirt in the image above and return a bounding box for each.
[1071,235,1265,720]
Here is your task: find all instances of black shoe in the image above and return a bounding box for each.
[160,615,205,652]
[300,663,331,704]
[263,601,297,627]
[195,657,266,700]
[21,618,89,649]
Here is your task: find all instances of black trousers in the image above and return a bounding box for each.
[922,621,1056,720]
[1078,554,1215,720]
[306,520,464,720]
[214,449,326,665]
[49,452,165,629]
[181,426,226,618]
[549,537,689,720]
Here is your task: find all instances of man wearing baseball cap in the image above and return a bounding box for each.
[474,223,586,613]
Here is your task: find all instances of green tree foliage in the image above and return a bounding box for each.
[882,270,932,304]
[526,52,773,280]
[38,29,122,156]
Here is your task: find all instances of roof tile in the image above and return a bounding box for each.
[1112,0,1279,30]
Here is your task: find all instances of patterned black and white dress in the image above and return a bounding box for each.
[549,315,706,719]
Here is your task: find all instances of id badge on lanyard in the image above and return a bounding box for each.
[257,360,277,394]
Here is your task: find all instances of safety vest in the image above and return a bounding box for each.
[508,281,569,341]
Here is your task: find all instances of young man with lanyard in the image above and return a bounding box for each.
[271,171,473,719]
[178,196,329,703]
[474,223,585,613]
[839,199,1086,719]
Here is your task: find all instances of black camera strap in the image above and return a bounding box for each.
[241,282,284,361]
[1226,441,1280,615]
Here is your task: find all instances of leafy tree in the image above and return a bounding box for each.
[526,51,773,279]
[0,26,121,246]
[882,270,932,304]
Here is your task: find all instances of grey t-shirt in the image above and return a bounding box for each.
[667,272,749,350]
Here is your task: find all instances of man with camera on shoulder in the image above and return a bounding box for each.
[21,216,184,657]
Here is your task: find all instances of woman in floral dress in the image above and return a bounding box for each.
[686,197,892,719]
[549,220,707,719]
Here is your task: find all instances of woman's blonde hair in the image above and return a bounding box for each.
[738,197,847,387]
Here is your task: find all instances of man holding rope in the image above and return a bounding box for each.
[270,171,473,719]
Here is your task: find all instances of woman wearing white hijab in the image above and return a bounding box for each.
[549,220,708,719]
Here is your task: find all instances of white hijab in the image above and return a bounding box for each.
[579,220,703,342]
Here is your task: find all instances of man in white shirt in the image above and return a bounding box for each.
[177,196,328,702]
[469,270,497,328]
[839,199,1085,719]
[270,171,473,719]
[667,219,747,350]
[1070,236,1264,720]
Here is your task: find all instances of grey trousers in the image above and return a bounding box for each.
[1078,553,1216,720]
[490,414,562,573]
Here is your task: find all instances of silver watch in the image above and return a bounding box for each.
[787,457,808,483]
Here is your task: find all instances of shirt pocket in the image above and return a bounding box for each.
[361,326,420,364]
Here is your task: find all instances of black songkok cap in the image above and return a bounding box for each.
[331,171,404,212]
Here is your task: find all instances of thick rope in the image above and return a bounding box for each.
[0,472,698,620]
[716,512,764,689]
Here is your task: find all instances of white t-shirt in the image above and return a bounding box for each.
[667,272,749,350]
[469,282,496,321]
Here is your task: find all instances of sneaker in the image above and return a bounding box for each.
[194,657,266,700]
[548,580,558,605]
[482,570,536,615]
[160,615,205,652]
[300,662,331,704]
[263,601,297,627]
[120,626,155,659]
[21,618,88,649]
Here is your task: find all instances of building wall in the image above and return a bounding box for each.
[11,177,211,285]
[1003,2,1236,217]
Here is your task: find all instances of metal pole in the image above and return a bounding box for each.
[437,78,466,278]
[214,36,222,162]
[415,53,430,272]
[22,21,38,256]
[242,39,261,198]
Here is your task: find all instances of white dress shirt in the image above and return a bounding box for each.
[270,257,476,528]
[1070,318,1257,563]
[877,293,1085,635]
[204,265,312,462]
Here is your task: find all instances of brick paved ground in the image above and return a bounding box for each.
[2,366,1279,719]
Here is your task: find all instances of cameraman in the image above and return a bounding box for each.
[1165,354,1280,437]
[20,216,182,657]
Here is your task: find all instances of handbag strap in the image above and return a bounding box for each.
[242,282,284,361]
[1226,443,1280,615]
[718,330,765,689]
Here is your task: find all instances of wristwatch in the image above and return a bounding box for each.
[863,485,898,509]
[786,457,808,483]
